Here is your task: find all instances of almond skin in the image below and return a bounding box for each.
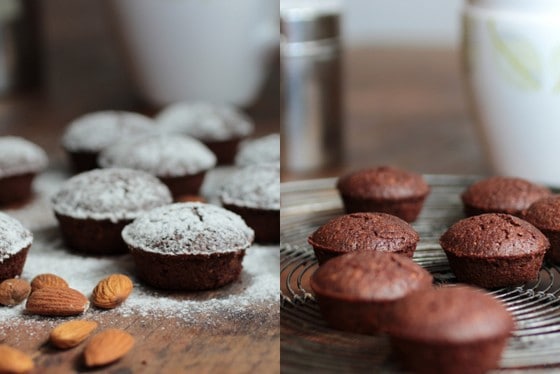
[50,320,99,349]
[30,273,69,291]
[26,287,89,316]
[91,274,133,309]
[84,329,134,367]
[0,278,31,306]
[0,344,34,373]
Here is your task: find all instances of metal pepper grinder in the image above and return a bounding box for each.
[280,0,343,173]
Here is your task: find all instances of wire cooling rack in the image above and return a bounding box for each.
[281,175,560,373]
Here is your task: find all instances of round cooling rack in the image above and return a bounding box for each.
[281,175,560,373]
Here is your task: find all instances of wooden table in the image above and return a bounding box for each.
[0,1,279,373]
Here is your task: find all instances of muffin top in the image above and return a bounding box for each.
[386,286,514,343]
[0,212,33,262]
[51,168,173,222]
[61,111,155,153]
[461,176,551,216]
[220,164,280,210]
[524,195,560,231]
[98,133,216,177]
[156,102,254,141]
[310,251,432,302]
[440,213,549,258]
[336,166,430,200]
[308,212,419,253]
[121,202,254,255]
[0,136,48,178]
[235,134,280,167]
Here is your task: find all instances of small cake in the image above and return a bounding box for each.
[51,168,173,254]
[220,164,280,243]
[310,251,433,334]
[461,176,551,217]
[156,102,254,165]
[61,111,155,172]
[0,136,48,206]
[98,133,216,199]
[336,166,430,222]
[523,195,560,263]
[386,286,514,374]
[121,202,254,291]
[308,212,420,265]
[440,213,548,288]
[0,212,33,281]
[235,133,280,167]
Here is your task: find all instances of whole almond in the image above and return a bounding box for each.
[50,320,99,349]
[30,273,69,291]
[26,287,89,316]
[92,274,133,309]
[0,344,34,373]
[84,329,134,367]
[0,278,31,306]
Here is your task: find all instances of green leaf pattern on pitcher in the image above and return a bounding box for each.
[488,20,541,91]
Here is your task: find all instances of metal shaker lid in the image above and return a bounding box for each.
[280,0,341,43]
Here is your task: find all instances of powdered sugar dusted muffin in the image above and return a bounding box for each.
[61,111,155,172]
[156,102,254,164]
[220,164,280,243]
[235,133,280,167]
[0,136,48,206]
[0,212,33,281]
[98,133,216,199]
[52,168,173,254]
[122,202,254,290]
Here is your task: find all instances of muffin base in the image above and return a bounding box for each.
[129,248,246,291]
[0,246,30,281]
[311,244,416,266]
[66,150,99,173]
[0,173,35,207]
[159,171,206,200]
[445,251,545,288]
[55,213,131,255]
[223,204,279,243]
[339,194,427,222]
[540,229,560,264]
[205,138,242,165]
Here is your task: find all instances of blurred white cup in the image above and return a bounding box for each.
[463,0,560,185]
[106,0,278,107]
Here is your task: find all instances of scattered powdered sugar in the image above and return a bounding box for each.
[98,133,217,177]
[156,102,254,141]
[0,136,48,178]
[235,134,280,167]
[51,168,172,222]
[122,202,254,255]
[61,111,155,152]
[0,212,32,262]
[220,164,280,210]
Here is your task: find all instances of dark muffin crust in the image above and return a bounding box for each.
[310,251,433,334]
[0,173,35,207]
[308,212,419,265]
[222,205,279,243]
[387,285,514,374]
[440,213,549,288]
[205,138,243,165]
[0,246,30,281]
[159,171,206,200]
[523,195,560,263]
[461,176,551,217]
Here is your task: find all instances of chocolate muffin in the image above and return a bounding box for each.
[440,213,549,288]
[461,176,551,217]
[220,164,279,243]
[523,195,560,264]
[386,286,514,374]
[121,202,254,291]
[98,133,216,199]
[336,166,430,222]
[61,111,155,172]
[156,102,254,165]
[308,212,420,265]
[235,133,280,167]
[0,212,33,281]
[0,136,48,206]
[310,251,433,334]
[51,168,173,255]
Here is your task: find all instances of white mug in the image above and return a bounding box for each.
[106,0,278,107]
[463,0,560,186]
